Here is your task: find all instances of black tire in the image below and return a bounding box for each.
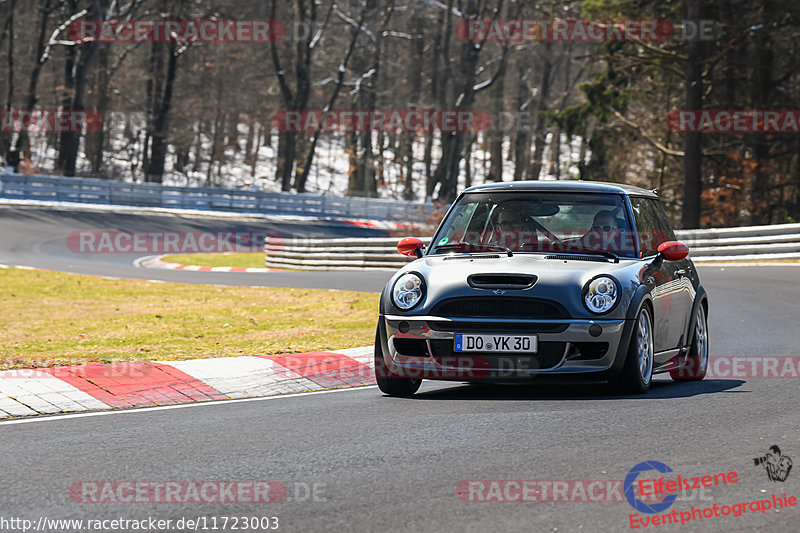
[374,327,422,397]
[670,303,708,381]
[612,306,654,394]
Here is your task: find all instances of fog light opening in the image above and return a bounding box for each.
[588,324,603,337]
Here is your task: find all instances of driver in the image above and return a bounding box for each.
[591,210,617,232]
[488,203,537,250]
[495,204,529,230]
[581,210,622,252]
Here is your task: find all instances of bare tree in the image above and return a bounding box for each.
[57,0,103,177]
[269,0,332,191]
[13,0,56,160]
[430,0,515,202]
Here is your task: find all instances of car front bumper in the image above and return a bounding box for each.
[379,314,630,381]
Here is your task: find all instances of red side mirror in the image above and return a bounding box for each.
[658,241,689,261]
[397,237,425,258]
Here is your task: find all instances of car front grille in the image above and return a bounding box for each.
[431,297,568,319]
[426,321,568,333]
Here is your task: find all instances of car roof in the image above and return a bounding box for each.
[463,180,659,198]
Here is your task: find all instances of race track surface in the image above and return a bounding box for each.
[0,206,393,291]
[1,206,799,532]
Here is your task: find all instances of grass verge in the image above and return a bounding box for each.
[0,268,377,369]
[162,252,267,268]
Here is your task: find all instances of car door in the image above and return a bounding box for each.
[629,196,683,353]
[650,199,693,347]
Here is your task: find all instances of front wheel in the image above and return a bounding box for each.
[374,327,422,397]
[613,306,654,394]
[670,304,708,381]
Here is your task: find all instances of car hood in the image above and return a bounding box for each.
[385,253,642,320]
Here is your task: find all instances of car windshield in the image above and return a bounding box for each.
[430,191,637,257]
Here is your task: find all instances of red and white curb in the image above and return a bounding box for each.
[0,347,374,419]
[135,255,281,273]
[341,219,411,230]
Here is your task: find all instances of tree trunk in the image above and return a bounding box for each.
[487,67,506,182]
[346,132,359,195]
[269,0,319,191]
[403,132,415,200]
[527,43,553,181]
[548,126,561,179]
[749,0,774,225]
[144,35,179,183]
[513,70,531,180]
[87,42,111,176]
[424,133,435,198]
[402,6,425,200]
[244,120,256,166]
[1,0,16,163]
[276,131,295,191]
[56,1,79,173]
[14,0,52,159]
[60,0,102,177]
[340,2,382,197]
[464,134,474,189]
[426,7,448,199]
[207,93,223,186]
[246,121,259,178]
[434,4,505,202]
[681,0,703,229]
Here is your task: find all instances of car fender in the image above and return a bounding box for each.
[601,284,653,379]
[626,283,653,321]
[375,314,391,368]
[683,284,708,349]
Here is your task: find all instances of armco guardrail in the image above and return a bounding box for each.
[676,223,800,260]
[0,172,431,221]
[265,237,414,270]
[265,224,800,270]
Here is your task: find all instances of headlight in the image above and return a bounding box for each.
[392,272,425,310]
[584,276,618,314]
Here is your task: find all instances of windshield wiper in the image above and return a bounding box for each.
[554,251,619,263]
[435,242,513,257]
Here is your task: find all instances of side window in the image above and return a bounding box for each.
[648,199,676,242]
[630,197,668,257]
[436,203,471,245]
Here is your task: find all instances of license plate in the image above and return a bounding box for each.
[454,334,538,353]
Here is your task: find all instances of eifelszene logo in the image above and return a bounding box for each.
[624,461,677,514]
[753,445,793,482]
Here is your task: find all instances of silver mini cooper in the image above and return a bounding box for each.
[375,181,709,396]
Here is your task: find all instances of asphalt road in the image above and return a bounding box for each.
[0,206,392,291]
[1,207,799,532]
